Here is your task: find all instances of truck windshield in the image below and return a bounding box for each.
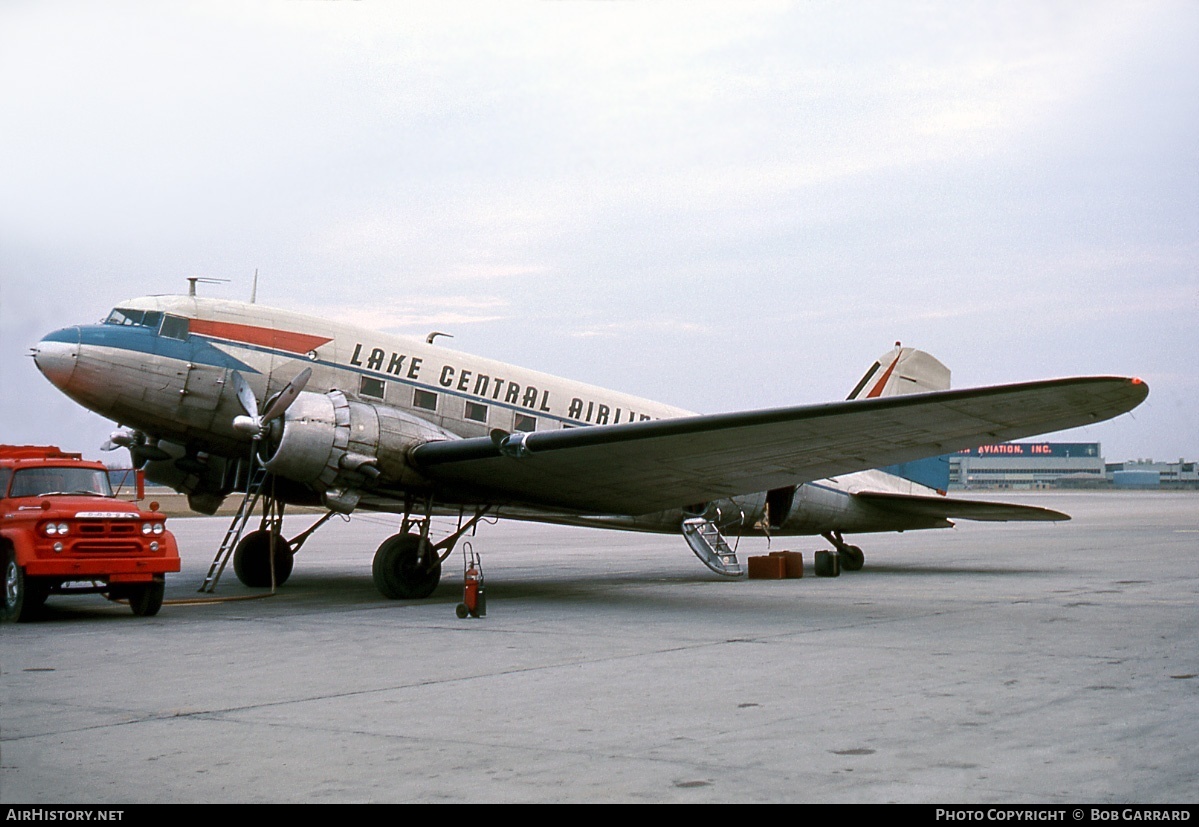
[8,468,114,498]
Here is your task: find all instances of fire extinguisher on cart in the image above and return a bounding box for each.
[456,542,486,619]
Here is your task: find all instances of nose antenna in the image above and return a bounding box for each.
[187,277,230,297]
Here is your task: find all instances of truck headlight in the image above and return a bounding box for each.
[141,523,153,535]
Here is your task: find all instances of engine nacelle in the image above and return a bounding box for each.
[141,441,234,515]
[259,389,457,512]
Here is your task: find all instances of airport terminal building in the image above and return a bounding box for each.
[950,442,1105,489]
[948,443,1199,489]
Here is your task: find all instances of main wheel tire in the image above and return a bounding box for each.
[372,533,441,600]
[128,577,165,617]
[233,530,295,588]
[839,544,865,572]
[4,551,47,623]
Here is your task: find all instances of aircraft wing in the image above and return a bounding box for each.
[411,376,1146,515]
[853,491,1069,522]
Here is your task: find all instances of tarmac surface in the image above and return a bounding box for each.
[2,491,1196,803]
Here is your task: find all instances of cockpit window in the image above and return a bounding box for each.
[105,308,163,330]
[159,315,190,340]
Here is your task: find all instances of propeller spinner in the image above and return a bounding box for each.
[231,368,313,438]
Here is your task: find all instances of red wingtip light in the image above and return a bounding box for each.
[1131,377,1144,385]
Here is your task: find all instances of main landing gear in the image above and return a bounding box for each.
[233,529,294,588]
[200,470,336,593]
[821,531,865,572]
[199,471,491,601]
[229,505,333,589]
[371,498,489,600]
[372,533,441,599]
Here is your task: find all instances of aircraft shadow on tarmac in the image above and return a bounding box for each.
[8,562,1049,623]
[850,563,1051,576]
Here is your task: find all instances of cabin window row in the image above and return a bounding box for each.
[358,376,538,431]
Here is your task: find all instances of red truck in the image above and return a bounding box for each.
[2,445,180,622]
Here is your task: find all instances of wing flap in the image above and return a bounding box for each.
[412,376,1146,514]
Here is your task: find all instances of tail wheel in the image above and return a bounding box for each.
[373,533,441,599]
[839,544,865,571]
[233,530,295,587]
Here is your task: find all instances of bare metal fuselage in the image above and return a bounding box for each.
[32,295,951,537]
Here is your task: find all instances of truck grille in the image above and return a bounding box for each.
[75,542,142,554]
[77,523,137,536]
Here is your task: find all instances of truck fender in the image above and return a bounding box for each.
[0,528,36,565]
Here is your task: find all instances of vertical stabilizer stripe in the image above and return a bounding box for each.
[865,354,902,398]
[847,362,881,400]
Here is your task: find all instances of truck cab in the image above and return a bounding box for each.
[2,445,181,621]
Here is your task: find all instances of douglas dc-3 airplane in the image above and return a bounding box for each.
[30,293,1148,598]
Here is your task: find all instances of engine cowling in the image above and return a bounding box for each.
[140,442,235,515]
[258,389,457,512]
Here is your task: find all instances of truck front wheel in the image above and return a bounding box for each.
[128,577,165,617]
[4,550,48,623]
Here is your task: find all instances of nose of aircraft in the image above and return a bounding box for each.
[32,326,81,390]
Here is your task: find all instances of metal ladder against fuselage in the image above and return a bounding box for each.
[198,465,268,593]
[681,512,744,577]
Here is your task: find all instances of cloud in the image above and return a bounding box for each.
[296,296,512,333]
[567,318,710,339]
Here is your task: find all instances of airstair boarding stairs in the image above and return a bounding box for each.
[199,464,268,593]
[681,510,744,577]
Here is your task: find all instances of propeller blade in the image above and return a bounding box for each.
[260,367,312,425]
[231,370,259,419]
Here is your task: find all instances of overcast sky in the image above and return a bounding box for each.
[2,0,1196,465]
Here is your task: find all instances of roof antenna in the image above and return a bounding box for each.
[187,277,230,297]
[426,331,454,344]
[251,268,258,304]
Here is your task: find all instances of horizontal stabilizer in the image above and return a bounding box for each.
[854,491,1069,522]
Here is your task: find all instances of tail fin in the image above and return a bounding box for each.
[847,343,951,400]
[850,343,953,492]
